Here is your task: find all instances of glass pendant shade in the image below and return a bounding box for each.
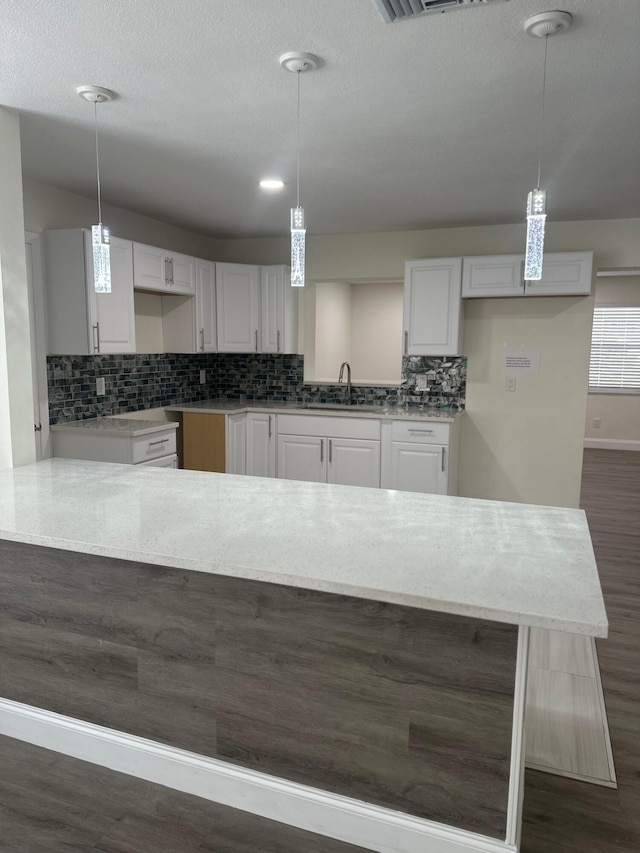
[92,224,112,293]
[290,207,306,287]
[524,189,546,281]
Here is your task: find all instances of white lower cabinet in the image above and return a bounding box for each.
[388,442,448,495]
[276,415,381,488]
[137,453,179,468]
[226,413,247,475]
[246,413,276,478]
[52,422,178,467]
[381,419,459,496]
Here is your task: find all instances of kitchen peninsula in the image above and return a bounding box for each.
[0,459,607,853]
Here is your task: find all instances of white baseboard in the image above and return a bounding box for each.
[584,438,640,451]
[0,699,515,853]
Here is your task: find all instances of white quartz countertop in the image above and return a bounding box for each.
[165,399,462,422]
[50,418,180,437]
[0,459,607,637]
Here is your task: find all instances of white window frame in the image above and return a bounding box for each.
[589,303,640,395]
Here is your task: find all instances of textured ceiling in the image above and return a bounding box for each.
[1,0,639,238]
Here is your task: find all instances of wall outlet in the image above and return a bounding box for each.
[505,376,516,392]
[593,417,601,429]
[199,369,206,385]
[416,374,428,391]
[96,376,105,396]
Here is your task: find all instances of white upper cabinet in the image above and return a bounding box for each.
[524,252,593,296]
[462,255,524,298]
[461,252,593,298]
[216,263,261,353]
[403,258,464,356]
[195,259,217,352]
[260,265,298,354]
[44,229,136,355]
[133,243,195,295]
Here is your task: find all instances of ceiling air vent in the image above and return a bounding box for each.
[375,0,508,24]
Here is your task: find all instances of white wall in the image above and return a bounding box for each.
[585,275,640,445]
[314,282,352,383]
[22,178,222,259]
[216,218,640,508]
[0,108,36,468]
[350,281,403,384]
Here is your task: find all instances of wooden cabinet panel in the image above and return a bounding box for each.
[183,412,226,473]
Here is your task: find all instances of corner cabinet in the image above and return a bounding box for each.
[462,252,593,298]
[44,229,136,355]
[403,258,464,356]
[216,263,261,353]
[195,259,217,352]
[260,266,298,354]
[246,412,276,477]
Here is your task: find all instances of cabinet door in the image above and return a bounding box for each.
[389,442,448,495]
[260,265,298,354]
[85,234,136,354]
[195,260,217,352]
[327,438,380,489]
[403,258,463,356]
[462,256,525,298]
[246,413,276,478]
[133,242,168,292]
[169,251,196,295]
[226,413,246,475]
[277,434,325,483]
[525,252,593,296]
[216,263,260,353]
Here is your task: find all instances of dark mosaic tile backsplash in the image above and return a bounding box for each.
[47,353,466,424]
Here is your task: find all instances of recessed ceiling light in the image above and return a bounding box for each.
[260,178,285,191]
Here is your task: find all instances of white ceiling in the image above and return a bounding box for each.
[1,0,639,238]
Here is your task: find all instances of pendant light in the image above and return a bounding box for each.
[279,52,319,287]
[77,85,115,293]
[523,11,572,281]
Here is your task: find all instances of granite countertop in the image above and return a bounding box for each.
[50,418,180,438]
[165,399,463,423]
[0,458,607,637]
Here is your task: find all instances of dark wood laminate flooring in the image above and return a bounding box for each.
[521,449,640,853]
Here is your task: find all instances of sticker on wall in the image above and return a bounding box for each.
[504,345,541,374]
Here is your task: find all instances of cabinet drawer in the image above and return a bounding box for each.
[277,414,380,440]
[390,420,450,445]
[136,453,178,469]
[131,430,177,463]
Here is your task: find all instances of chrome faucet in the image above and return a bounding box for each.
[338,361,352,404]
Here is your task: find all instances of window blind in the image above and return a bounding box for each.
[589,305,640,389]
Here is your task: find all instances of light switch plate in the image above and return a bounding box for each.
[505,376,516,392]
[416,374,428,391]
[199,369,206,385]
[96,376,106,396]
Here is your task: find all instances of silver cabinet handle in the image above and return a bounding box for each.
[328,438,332,464]
[277,330,281,353]
[164,257,170,287]
[404,330,408,355]
[92,323,100,353]
[255,329,258,352]
[170,258,175,285]
[200,328,205,352]
[409,429,434,435]
[521,259,527,290]
[320,439,324,463]
[268,415,272,438]
[149,438,170,447]
[441,447,446,472]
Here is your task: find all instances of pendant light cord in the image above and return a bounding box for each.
[94,100,103,225]
[536,34,549,190]
[296,69,301,209]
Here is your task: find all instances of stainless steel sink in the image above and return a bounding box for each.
[303,403,385,413]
